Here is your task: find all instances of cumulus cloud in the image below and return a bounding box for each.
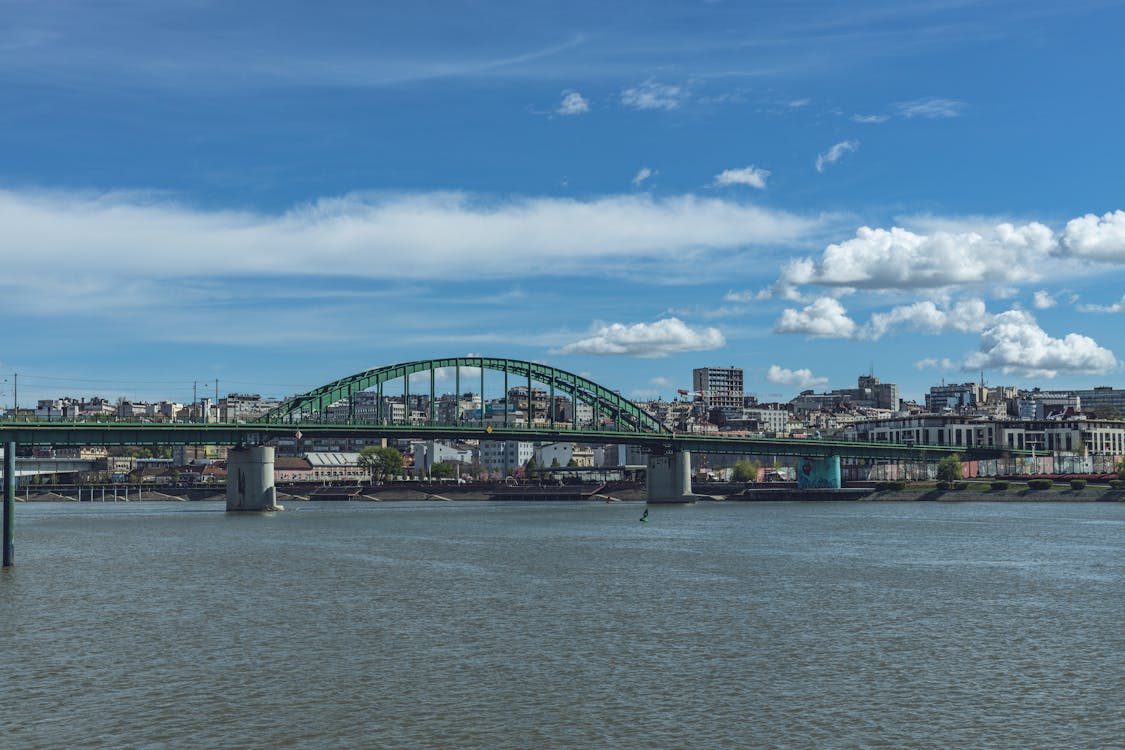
[963,310,1117,378]
[0,189,823,293]
[553,318,725,357]
[621,80,685,111]
[1060,210,1125,262]
[713,166,770,189]
[781,222,1056,290]
[815,140,859,173]
[862,298,991,340]
[1032,290,1057,309]
[632,167,655,186]
[766,365,828,389]
[557,90,590,115]
[894,98,967,119]
[774,297,858,338]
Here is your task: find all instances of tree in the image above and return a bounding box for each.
[1096,404,1122,421]
[936,454,963,483]
[731,459,760,482]
[358,446,403,481]
[550,457,561,469]
[567,457,578,467]
[429,461,457,480]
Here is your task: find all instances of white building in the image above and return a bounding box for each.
[479,441,535,473]
[533,442,574,468]
[842,414,1125,456]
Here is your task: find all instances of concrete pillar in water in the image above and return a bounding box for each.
[226,445,283,511]
[796,455,842,489]
[646,450,696,504]
[4,441,15,566]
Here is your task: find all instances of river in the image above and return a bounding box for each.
[2,500,1122,749]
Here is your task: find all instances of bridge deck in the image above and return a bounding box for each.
[0,421,1024,460]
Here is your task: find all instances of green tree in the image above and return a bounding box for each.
[731,459,761,482]
[567,457,578,467]
[526,456,539,473]
[550,457,561,469]
[358,446,403,481]
[429,461,457,480]
[1096,404,1122,420]
[1116,458,1125,479]
[936,454,963,483]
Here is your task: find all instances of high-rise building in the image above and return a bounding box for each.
[692,367,744,411]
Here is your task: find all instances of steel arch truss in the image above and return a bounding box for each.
[262,357,670,435]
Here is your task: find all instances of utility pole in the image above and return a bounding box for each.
[13,373,16,413]
[193,381,198,422]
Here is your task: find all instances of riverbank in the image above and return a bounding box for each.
[864,484,1125,502]
[13,484,1125,503]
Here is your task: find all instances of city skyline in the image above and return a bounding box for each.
[3,1,1125,405]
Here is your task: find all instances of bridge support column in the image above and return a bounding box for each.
[226,445,283,512]
[797,455,841,489]
[646,450,696,504]
[4,441,14,566]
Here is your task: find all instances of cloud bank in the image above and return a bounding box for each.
[0,188,823,287]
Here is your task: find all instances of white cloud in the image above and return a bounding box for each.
[915,357,957,370]
[650,376,674,388]
[782,222,1056,290]
[766,365,828,389]
[557,90,590,115]
[0,189,823,299]
[621,80,685,111]
[1078,294,1125,313]
[1032,290,1057,309]
[553,318,725,357]
[861,298,991,340]
[713,165,770,189]
[788,98,811,108]
[963,310,1117,378]
[1060,210,1125,262]
[724,289,771,303]
[774,297,857,338]
[815,140,859,173]
[632,166,655,186]
[894,98,967,119]
[851,114,889,124]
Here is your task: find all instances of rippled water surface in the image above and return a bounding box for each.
[2,500,1123,749]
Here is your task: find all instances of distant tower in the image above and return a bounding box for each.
[692,367,744,411]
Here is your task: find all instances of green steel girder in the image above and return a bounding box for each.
[0,362,1033,462]
[0,421,1024,461]
[262,357,670,434]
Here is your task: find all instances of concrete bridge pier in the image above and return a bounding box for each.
[646,450,697,504]
[796,455,842,489]
[4,441,15,566]
[226,445,283,511]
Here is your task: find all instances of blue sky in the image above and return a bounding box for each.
[3,0,1125,407]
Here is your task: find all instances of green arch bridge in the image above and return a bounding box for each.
[2,357,1022,564]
